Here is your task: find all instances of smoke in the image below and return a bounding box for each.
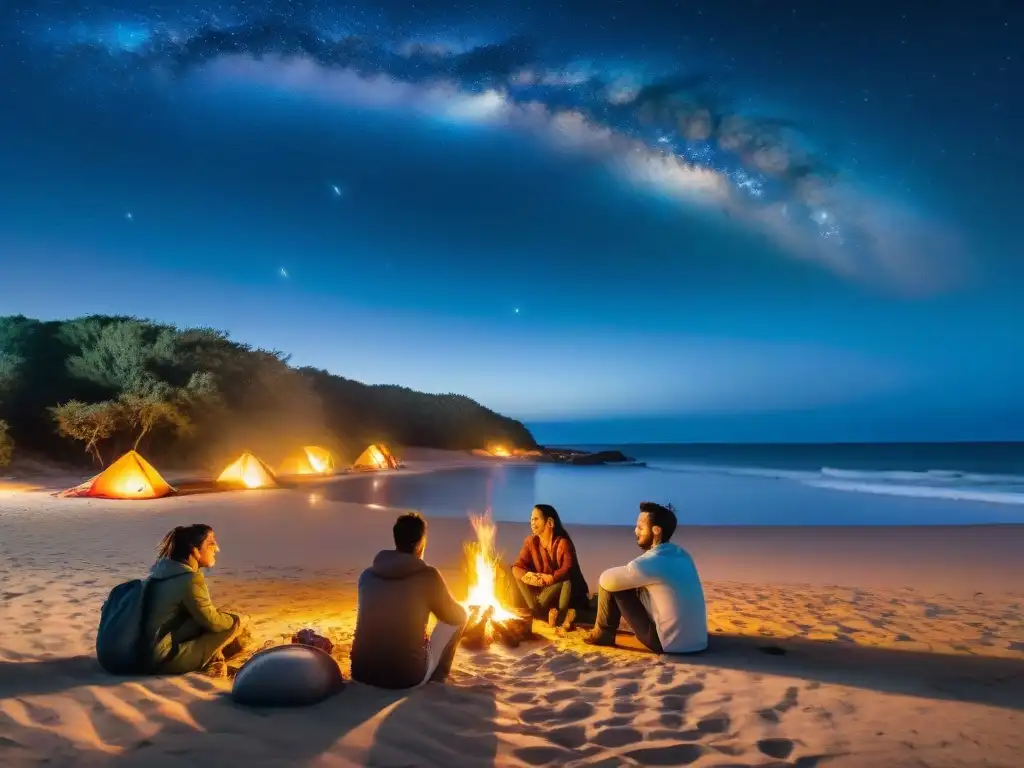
[54,20,959,293]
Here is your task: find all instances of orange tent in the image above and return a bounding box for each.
[279,445,336,476]
[60,451,173,500]
[352,443,399,471]
[217,452,278,489]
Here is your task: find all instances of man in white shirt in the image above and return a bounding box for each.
[584,502,707,654]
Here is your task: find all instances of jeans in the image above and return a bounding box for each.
[513,573,572,618]
[594,586,663,654]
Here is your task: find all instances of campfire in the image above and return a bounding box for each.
[460,513,534,649]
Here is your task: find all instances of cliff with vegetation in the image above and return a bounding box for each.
[0,314,536,469]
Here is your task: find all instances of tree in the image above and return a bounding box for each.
[50,400,120,466]
[0,351,21,392]
[0,420,12,467]
[64,319,175,393]
[118,383,191,451]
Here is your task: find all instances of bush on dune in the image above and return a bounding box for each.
[0,314,537,469]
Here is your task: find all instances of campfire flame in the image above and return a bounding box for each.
[463,513,518,642]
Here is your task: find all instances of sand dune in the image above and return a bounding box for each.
[2,458,1024,766]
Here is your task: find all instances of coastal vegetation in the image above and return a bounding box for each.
[0,314,536,469]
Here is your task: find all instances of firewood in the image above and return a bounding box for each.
[492,620,520,648]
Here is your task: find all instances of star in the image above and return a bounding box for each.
[124,212,133,221]
[279,267,289,278]
[331,184,343,197]
[514,307,520,314]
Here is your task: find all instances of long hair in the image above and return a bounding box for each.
[533,504,570,542]
[156,524,213,562]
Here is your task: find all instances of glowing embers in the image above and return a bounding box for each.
[217,451,278,489]
[460,513,534,650]
[352,443,399,471]
[58,450,173,500]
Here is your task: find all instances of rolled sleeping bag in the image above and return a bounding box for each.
[232,644,346,707]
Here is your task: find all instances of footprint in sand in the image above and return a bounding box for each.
[506,691,536,704]
[593,727,643,748]
[757,737,796,760]
[613,699,642,714]
[547,724,587,750]
[696,713,731,735]
[659,712,684,728]
[664,681,704,697]
[521,700,594,725]
[615,680,642,697]
[659,695,690,714]
[543,689,577,704]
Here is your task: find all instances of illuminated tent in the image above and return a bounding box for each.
[486,444,512,457]
[279,445,336,476]
[352,443,399,471]
[60,450,173,500]
[217,452,278,489]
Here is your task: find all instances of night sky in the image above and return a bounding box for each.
[2,1,1021,443]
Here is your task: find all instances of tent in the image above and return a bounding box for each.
[217,452,278,489]
[352,443,399,471]
[279,445,336,476]
[60,450,173,500]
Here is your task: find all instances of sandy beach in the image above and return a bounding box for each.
[2,450,1024,767]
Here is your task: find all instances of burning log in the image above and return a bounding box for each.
[460,513,539,650]
[461,608,533,650]
[492,613,534,648]
[461,606,494,650]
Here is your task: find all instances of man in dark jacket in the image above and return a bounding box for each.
[351,512,469,688]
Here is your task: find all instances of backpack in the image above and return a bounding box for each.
[96,572,188,674]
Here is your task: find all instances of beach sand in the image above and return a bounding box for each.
[2,451,1023,766]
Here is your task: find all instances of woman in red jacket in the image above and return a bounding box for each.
[511,504,590,630]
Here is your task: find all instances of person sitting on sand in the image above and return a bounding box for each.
[511,504,590,630]
[584,502,707,654]
[143,524,250,677]
[351,512,469,688]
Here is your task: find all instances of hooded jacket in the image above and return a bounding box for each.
[143,557,235,668]
[350,550,467,689]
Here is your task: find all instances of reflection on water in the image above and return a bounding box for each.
[322,466,539,520]
[319,463,1022,527]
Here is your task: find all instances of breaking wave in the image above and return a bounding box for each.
[643,462,1024,506]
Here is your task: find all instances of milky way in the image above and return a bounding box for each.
[13,7,960,292]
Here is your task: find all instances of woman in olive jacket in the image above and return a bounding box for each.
[143,524,247,675]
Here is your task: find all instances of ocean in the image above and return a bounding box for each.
[322,442,1024,527]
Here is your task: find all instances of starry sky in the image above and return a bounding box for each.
[1,1,1021,443]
